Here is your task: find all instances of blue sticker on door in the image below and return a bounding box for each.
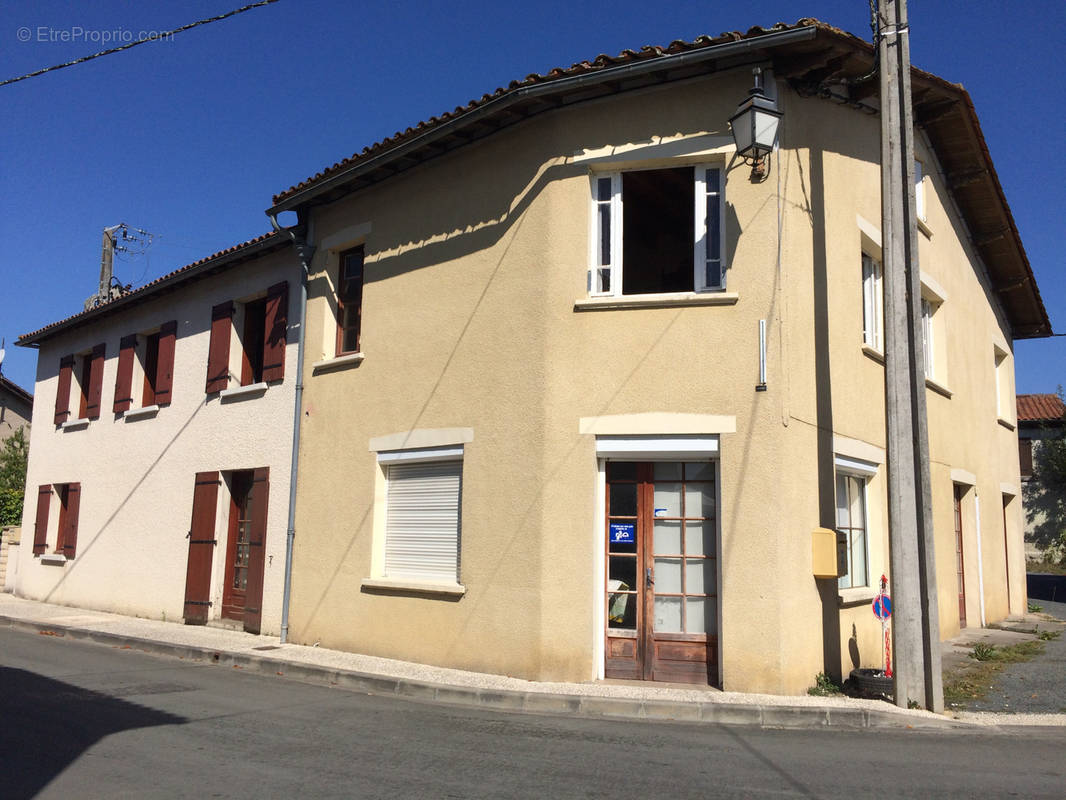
[610,522,635,544]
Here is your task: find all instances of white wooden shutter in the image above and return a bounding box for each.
[385,460,461,581]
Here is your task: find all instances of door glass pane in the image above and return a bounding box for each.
[654,558,682,593]
[685,521,715,557]
[609,556,637,590]
[654,596,682,633]
[684,483,715,518]
[685,558,714,595]
[653,482,681,517]
[653,462,682,480]
[653,520,681,555]
[608,461,637,481]
[684,462,714,480]
[687,597,717,634]
[609,483,637,517]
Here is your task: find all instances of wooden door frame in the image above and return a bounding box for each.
[600,459,721,686]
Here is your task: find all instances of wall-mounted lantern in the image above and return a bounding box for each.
[729,67,782,180]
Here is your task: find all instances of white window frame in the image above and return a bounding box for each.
[862,253,883,352]
[915,159,926,222]
[834,456,875,590]
[367,445,464,591]
[921,297,935,379]
[589,164,725,298]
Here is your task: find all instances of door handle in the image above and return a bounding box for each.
[646,567,654,587]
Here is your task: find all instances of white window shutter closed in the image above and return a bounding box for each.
[385,461,461,581]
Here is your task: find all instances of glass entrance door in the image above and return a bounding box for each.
[604,461,718,684]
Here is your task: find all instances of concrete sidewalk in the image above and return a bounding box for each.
[0,591,1060,732]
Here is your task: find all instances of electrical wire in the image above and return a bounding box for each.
[1,0,280,88]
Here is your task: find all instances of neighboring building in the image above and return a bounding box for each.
[14,233,299,634]
[271,20,1050,694]
[1017,393,1066,561]
[0,374,33,443]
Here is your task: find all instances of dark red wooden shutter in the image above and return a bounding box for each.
[54,355,74,425]
[114,335,137,412]
[183,471,219,624]
[86,343,105,420]
[243,467,270,634]
[60,483,81,558]
[262,282,288,383]
[33,485,51,555]
[155,320,177,405]
[206,302,233,394]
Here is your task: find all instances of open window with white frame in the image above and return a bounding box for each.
[861,253,883,352]
[993,344,1013,423]
[589,164,725,297]
[834,455,877,590]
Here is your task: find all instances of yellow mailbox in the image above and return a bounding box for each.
[812,527,841,579]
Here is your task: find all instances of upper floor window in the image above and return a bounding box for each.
[115,321,177,413]
[993,345,1012,423]
[861,254,883,352]
[590,165,724,297]
[337,245,365,355]
[53,344,104,425]
[915,159,926,222]
[206,282,288,394]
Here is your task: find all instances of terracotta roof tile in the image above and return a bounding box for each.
[17,231,285,345]
[1017,393,1066,422]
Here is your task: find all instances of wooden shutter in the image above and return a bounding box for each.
[243,467,270,634]
[155,320,177,405]
[113,335,137,412]
[32,485,51,555]
[86,343,105,420]
[54,355,74,425]
[59,483,81,558]
[262,281,288,383]
[385,461,461,582]
[1019,439,1034,478]
[183,471,219,624]
[206,302,233,393]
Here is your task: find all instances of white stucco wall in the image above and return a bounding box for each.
[16,245,298,635]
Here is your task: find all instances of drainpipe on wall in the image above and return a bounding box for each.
[269,211,315,644]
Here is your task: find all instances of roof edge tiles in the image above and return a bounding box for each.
[1017,393,1066,423]
[17,231,287,347]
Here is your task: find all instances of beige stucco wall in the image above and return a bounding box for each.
[16,248,298,634]
[289,68,1028,694]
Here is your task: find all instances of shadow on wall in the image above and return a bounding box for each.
[0,665,185,799]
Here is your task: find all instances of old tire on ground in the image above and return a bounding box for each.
[849,668,894,698]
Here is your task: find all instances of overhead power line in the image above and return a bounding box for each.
[1,0,280,88]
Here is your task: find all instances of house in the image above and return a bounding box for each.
[269,20,1050,694]
[1017,393,1066,562]
[0,374,33,443]
[13,232,299,634]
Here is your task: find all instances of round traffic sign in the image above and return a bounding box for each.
[873,594,892,620]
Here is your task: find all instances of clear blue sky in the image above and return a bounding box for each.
[1,1,1063,396]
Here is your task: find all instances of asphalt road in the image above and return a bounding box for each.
[1,628,1062,800]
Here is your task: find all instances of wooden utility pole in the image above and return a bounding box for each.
[878,0,944,712]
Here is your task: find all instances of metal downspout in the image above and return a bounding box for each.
[269,212,315,644]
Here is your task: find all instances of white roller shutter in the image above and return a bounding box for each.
[385,460,462,581]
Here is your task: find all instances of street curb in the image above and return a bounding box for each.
[0,613,961,731]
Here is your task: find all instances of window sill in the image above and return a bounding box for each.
[996,416,1016,431]
[861,345,884,364]
[361,577,466,597]
[123,404,160,422]
[38,553,68,566]
[61,418,90,431]
[917,217,933,239]
[837,586,877,606]
[574,291,739,311]
[312,352,365,374]
[220,382,268,402]
[924,376,952,398]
